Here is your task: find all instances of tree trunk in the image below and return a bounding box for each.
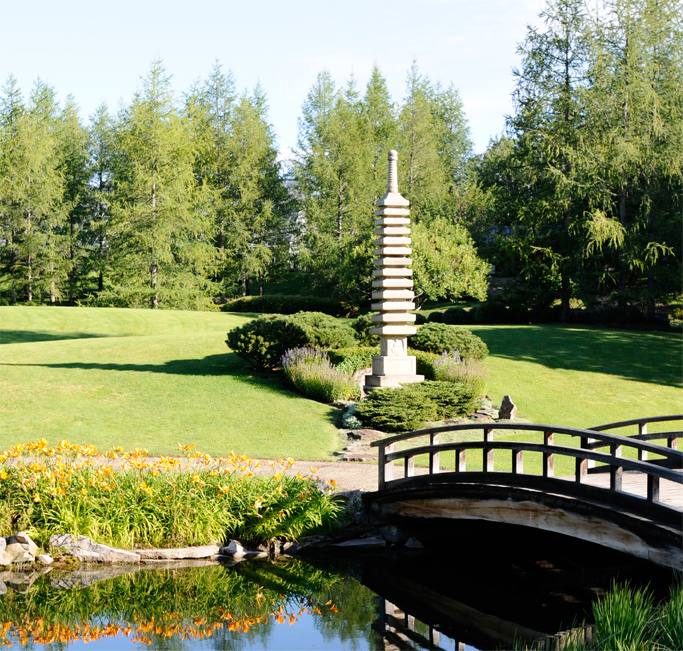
[616,189,628,309]
[560,270,571,322]
[26,210,33,303]
[150,184,158,309]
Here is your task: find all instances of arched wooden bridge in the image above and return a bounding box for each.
[366,415,683,568]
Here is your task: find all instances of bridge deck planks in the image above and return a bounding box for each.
[578,470,683,510]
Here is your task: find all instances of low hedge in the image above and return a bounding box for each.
[226,312,357,369]
[356,380,480,433]
[221,294,346,317]
[411,323,489,360]
[328,346,378,374]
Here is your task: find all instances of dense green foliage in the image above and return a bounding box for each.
[470,0,682,321]
[356,380,480,432]
[226,311,357,368]
[553,582,683,651]
[411,323,489,359]
[282,347,360,403]
[327,346,377,374]
[221,294,345,316]
[0,440,341,549]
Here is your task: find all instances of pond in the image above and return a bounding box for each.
[0,524,675,650]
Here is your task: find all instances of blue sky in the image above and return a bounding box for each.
[1,0,546,158]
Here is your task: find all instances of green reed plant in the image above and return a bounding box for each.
[592,582,655,651]
[282,347,360,403]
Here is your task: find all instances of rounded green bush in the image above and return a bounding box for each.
[356,380,481,432]
[351,313,379,346]
[411,323,488,360]
[226,312,358,369]
[290,311,357,349]
[221,294,346,317]
[355,388,438,432]
[328,346,377,374]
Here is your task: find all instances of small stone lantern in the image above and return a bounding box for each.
[364,150,424,391]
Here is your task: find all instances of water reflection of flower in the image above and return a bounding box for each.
[0,600,340,647]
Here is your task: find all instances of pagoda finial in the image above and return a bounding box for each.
[387,149,398,193]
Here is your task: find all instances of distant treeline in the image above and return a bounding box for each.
[0,0,680,319]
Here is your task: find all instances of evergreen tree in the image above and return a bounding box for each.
[0,81,66,304]
[104,62,215,309]
[87,104,116,294]
[585,0,683,316]
[221,91,289,296]
[56,97,90,302]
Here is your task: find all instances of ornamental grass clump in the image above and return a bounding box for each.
[282,347,360,403]
[0,440,341,549]
[432,353,487,398]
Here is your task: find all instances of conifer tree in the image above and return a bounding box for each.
[105,62,215,309]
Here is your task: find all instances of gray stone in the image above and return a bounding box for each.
[136,544,219,560]
[404,537,424,549]
[499,395,517,420]
[332,536,386,548]
[0,580,6,594]
[37,554,53,566]
[380,525,407,545]
[49,534,140,564]
[15,532,39,556]
[218,540,245,559]
[0,551,13,566]
[5,542,33,564]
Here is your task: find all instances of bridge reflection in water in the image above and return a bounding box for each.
[367,415,682,568]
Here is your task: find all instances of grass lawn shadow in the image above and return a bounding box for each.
[0,352,273,380]
[0,330,107,345]
[473,325,682,388]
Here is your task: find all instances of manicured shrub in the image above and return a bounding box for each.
[429,306,474,325]
[410,349,439,380]
[227,312,357,369]
[221,294,346,317]
[328,346,377,374]
[414,311,428,325]
[351,313,379,345]
[290,311,357,349]
[411,323,488,360]
[355,387,439,432]
[226,315,308,368]
[412,381,481,419]
[356,380,480,432]
[282,347,360,403]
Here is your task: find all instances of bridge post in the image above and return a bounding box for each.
[378,442,396,490]
[610,442,623,491]
[483,427,494,472]
[543,431,554,477]
[638,422,648,460]
[430,432,441,475]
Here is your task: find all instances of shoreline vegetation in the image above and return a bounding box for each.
[0,439,342,551]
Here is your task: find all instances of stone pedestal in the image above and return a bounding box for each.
[364,150,424,392]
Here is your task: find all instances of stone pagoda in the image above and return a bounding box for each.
[364,150,424,391]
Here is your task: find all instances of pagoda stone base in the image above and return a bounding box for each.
[364,354,424,391]
[363,372,425,390]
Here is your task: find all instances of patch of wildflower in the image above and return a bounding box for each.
[0,440,342,549]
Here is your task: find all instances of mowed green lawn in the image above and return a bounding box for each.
[0,306,680,460]
[0,306,339,458]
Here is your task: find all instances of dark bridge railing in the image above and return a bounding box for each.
[588,415,682,465]
[370,421,683,530]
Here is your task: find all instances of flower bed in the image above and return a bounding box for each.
[0,440,341,549]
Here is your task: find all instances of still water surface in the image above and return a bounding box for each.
[0,527,672,650]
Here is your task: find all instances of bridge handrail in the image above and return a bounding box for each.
[589,414,683,432]
[383,440,683,484]
[370,421,683,464]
